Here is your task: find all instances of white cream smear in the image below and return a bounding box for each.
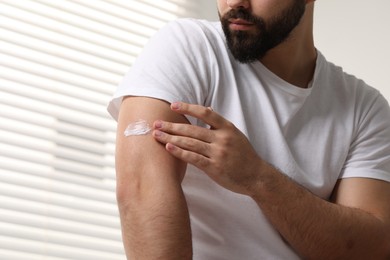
[124,119,151,136]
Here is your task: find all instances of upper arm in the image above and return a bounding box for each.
[331,177,390,225]
[115,96,189,201]
[332,93,390,225]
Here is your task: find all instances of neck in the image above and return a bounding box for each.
[260,3,317,89]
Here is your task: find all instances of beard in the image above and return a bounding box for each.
[220,1,306,63]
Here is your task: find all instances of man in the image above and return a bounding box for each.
[108,0,390,259]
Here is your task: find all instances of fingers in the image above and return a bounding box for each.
[154,120,214,143]
[165,143,210,172]
[153,128,212,158]
[151,102,234,168]
[170,102,228,130]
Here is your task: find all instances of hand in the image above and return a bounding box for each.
[152,102,263,196]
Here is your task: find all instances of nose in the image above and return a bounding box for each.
[226,0,250,9]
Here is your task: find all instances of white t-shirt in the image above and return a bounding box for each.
[108,19,390,259]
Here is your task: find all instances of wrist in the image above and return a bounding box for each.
[247,159,273,198]
[248,159,285,203]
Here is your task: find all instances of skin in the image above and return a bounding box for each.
[153,102,390,259]
[116,97,192,259]
[219,0,317,88]
[116,0,390,258]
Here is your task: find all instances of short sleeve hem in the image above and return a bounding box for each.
[340,168,390,183]
[107,88,197,125]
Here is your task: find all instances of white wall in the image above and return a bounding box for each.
[199,0,219,21]
[314,0,390,100]
[199,1,390,101]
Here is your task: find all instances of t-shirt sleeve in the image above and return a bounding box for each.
[340,92,390,182]
[107,19,213,124]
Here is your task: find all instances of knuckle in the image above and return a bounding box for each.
[177,123,188,133]
[212,161,224,176]
[195,155,209,169]
[183,138,196,150]
[218,132,234,146]
[199,106,212,118]
[214,146,228,159]
[164,121,173,130]
[202,142,211,154]
[162,133,171,143]
[224,121,236,130]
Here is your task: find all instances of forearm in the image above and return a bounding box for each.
[148,102,390,258]
[118,180,192,260]
[251,163,390,259]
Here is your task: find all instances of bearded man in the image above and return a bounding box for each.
[108,1,390,259]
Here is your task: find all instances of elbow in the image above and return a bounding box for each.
[115,168,143,211]
[116,182,132,210]
[115,166,185,211]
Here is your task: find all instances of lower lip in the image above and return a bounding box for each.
[229,23,254,31]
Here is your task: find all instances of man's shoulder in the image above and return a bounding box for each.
[317,52,387,117]
[318,52,378,97]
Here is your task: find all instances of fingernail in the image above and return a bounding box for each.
[166,143,176,151]
[154,120,163,129]
[171,102,181,110]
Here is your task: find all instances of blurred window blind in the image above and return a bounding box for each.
[0,0,201,259]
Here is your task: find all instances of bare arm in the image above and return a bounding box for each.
[251,168,390,259]
[115,97,192,259]
[153,102,390,259]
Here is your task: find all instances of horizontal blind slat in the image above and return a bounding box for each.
[0,169,115,204]
[0,80,111,118]
[0,209,121,241]
[0,52,115,95]
[0,156,116,191]
[0,68,113,105]
[0,182,118,216]
[0,0,204,258]
[65,0,167,30]
[0,222,123,254]
[0,248,68,260]
[0,146,115,180]
[0,92,116,131]
[0,133,115,165]
[0,16,132,66]
[0,40,122,85]
[0,109,115,145]
[37,0,163,32]
[141,0,196,16]
[0,235,124,260]
[0,119,115,156]
[0,194,119,228]
[0,27,129,74]
[0,0,150,50]
[102,0,178,21]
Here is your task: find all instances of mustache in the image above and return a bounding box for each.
[222,8,264,25]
